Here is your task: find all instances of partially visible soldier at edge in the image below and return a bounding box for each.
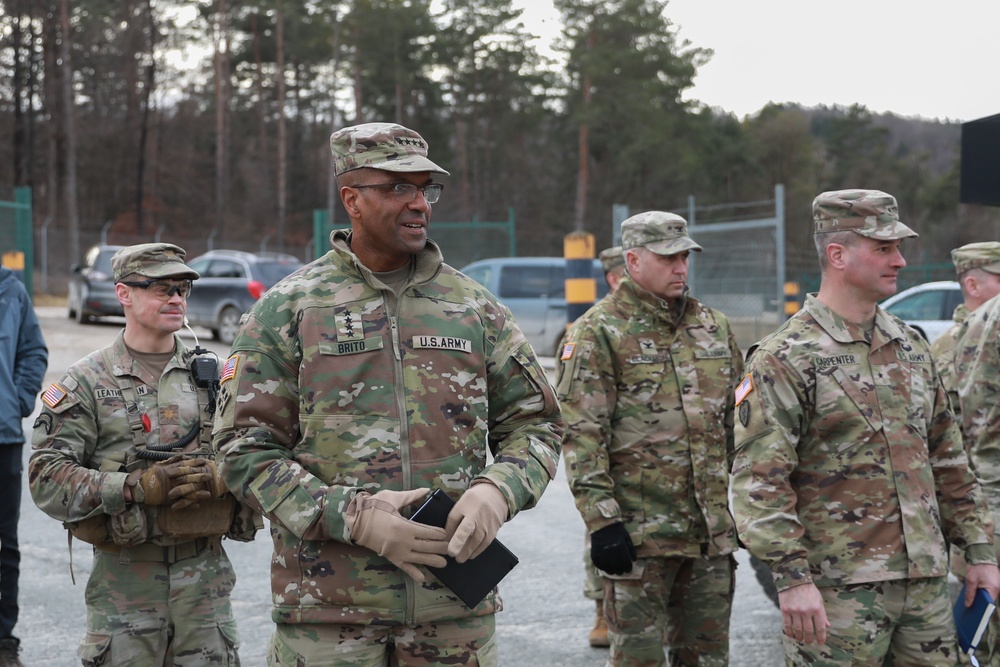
[731,189,1000,666]
[953,244,1000,665]
[0,261,48,667]
[582,244,626,648]
[930,241,1000,430]
[211,121,563,666]
[599,246,626,293]
[558,213,742,666]
[29,243,259,666]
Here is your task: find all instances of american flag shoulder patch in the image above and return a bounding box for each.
[560,342,576,361]
[220,356,239,384]
[734,374,753,406]
[42,383,68,408]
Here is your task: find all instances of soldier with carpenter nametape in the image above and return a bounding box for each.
[557,213,742,666]
[731,189,1000,666]
[29,243,259,666]
[211,122,563,666]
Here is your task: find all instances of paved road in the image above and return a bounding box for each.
[15,307,784,665]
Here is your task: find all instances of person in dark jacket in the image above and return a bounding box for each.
[0,265,48,667]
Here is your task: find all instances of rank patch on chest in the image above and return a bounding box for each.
[42,383,67,408]
[734,374,753,406]
[336,308,364,341]
[412,335,471,353]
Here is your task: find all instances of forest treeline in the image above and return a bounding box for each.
[2,0,998,289]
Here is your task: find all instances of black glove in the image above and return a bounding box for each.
[590,522,636,575]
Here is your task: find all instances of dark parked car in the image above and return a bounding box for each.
[68,244,125,323]
[186,249,303,344]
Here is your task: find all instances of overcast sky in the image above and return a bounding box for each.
[512,0,1000,123]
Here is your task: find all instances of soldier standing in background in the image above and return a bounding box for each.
[211,122,563,666]
[732,190,1000,666]
[598,246,626,293]
[558,213,742,666]
[29,243,257,666]
[582,245,626,648]
[954,245,1000,666]
[0,263,48,667]
[930,241,1000,428]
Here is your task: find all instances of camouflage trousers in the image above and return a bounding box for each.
[605,554,735,667]
[783,577,958,666]
[78,544,240,666]
[267,615,497,666]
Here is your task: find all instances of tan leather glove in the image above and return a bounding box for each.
[135,459,184,505]
[445,482,508,563]
[345,488,450,582]
[167,458,227,510]
[135,456,222,511]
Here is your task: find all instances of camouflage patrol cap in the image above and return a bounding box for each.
[952,241,1000,275]
[111,243,200,283]
[599,246,625,274]
[812,189,917,240]
[620,211,702,255]
[330,122,450,177]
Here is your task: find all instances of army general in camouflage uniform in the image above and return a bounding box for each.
[211,122,563,667]
[30,243,257,666]
[731,189,1000,666]
[557,213,743,667]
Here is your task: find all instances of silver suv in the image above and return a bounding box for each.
[460,257,609,357]
[186,249,303,344]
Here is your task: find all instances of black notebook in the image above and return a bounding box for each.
[410,488,519,608]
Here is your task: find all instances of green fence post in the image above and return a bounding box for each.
[14,187,33,298]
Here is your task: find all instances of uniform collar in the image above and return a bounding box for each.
[803,293,910,348]
[329,229,443,288]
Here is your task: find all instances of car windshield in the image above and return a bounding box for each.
[94,250,116,273]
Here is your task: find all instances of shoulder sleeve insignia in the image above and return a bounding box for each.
[220,356,239,384]
[41,383,68,408]
[734,373,754,406]
[560,342,576,361]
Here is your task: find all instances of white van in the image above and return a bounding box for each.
[459,257,610,357]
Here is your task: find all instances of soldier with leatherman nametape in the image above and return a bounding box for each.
[29,242,259,666]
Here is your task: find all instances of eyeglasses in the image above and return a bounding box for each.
[120,279,193,299]
[352,182,443,204]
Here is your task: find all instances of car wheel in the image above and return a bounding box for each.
[215,306,242,345]
[67,289,77,319]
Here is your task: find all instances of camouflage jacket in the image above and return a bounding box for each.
[929,303,969,428]
[957,293,1000,512]
[29,332,230,546]
[556,277,742,558]
[732,294,994,592]
[212,231,563,626]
